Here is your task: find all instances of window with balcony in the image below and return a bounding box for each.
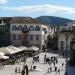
[35,26,40,31]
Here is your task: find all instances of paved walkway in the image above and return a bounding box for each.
[0,52,66,75]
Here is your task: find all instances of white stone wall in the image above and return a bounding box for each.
[58,34,73,51]
[10,24,49,47]
[59,25,72,32]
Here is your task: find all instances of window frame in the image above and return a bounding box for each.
[23,25,28,31]
[29,26,34,31]
[30,35,33,41]
[13,34,16,40]
[18,25,22,31]
[12,25,17,31]
[36,35,39,41]
[35,26,40,31]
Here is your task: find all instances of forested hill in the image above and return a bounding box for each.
[35,16,75,26]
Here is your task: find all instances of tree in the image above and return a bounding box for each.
[46,32,58,51]
[0,29,10,47]
[0,29,5,46]
[46,35,52,49]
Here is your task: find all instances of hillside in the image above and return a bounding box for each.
[35,16,75,26]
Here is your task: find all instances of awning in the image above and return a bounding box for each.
[28,46,39,51]
[0,46,22,54]
[19,46,28,51]
[0,52,5,56]
[0,46,39,55]
[0,55,9,59]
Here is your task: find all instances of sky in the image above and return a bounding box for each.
[0,0,75,20]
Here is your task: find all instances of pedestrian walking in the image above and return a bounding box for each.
[49,61,51,66]
[25,64,29,75]
[62,63,64,67]
[21,69,25,75]
[30,64,33,70]
[56,59,58,64]
[15,67,18,73]
[44,54,47,63]
[50,67,52,72]
[58,69,60,75]
[54,66,57,71]
[18,68,20,73]
[54,62,55,66]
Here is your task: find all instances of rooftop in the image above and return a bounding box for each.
[10,17,41,24]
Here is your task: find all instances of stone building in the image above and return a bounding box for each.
[10,17,49,50]
[58,23,75,55]
[0,17,11,46]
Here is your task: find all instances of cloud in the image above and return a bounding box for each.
[2,4,75,15]
[0,0,8,4]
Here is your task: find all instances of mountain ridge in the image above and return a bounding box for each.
[35,16,75,26]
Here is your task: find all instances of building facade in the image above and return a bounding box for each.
[58,23,75,54]
[0,18,11,46]
[10,17,49,49]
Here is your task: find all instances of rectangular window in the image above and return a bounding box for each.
[13,34,16,40]
[36,35,39,40]
[61,41,64,50]
[18,34,21,40]
[30,35,33,40]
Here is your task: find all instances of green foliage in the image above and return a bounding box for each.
[46,32,58,50]
[0,31,10,47]
[47,35,52,48]
[36,16,74,26]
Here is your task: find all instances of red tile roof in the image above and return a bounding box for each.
[10,17,41,24]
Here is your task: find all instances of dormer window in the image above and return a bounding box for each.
[12,25,17,30]
[29,26,34,31]
[18,25,22,31]
[35,26,40,31]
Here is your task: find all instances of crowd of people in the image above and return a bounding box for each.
[15,64,29,75]
[44,54,64,74]
[0,52,65,75]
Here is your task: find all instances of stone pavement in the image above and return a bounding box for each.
[0,52,66,75]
